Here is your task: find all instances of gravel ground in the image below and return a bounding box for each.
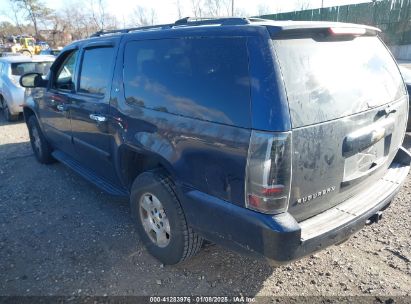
[0,113,410,298]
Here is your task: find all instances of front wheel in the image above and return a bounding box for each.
[130,171,203,265]
[27,115,54,164]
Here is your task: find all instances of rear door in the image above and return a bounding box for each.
[69,41,118,182]
[272,31,408,221]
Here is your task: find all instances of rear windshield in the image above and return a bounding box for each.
[273,36,405,128]
[11,61,52,76]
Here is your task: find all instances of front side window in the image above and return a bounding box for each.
[52,50,78,91]
[123,37,250,126]
[78,47,115,96]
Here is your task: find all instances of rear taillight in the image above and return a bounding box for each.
[245,131,292,214]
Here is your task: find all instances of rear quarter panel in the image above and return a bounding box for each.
[113,105,251,205]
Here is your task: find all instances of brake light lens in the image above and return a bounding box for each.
[245,131,292,214]
[328,27,366,36]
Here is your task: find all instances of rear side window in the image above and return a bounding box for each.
[123,37,250,126]
[11,62,52,76]
[79,47,115,96]
[273,36,405,128]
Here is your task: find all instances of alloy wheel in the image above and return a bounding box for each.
[139,192,171,248]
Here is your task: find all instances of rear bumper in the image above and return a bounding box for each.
[182,147,411,265]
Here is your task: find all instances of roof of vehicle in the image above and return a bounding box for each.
[0,55,55,63]
[89,17,381,38]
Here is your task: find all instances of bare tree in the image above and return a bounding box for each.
[204,0,231,17]
[87,0,118,31]
[233,7,247,17]
[97,0,106,30]
[89,0,105,30]
[103,14,118,30]
[7,1,23,34]
[257,4,270,16]
[191,0,203,17]
[297,0,310,11]
[130,6,157,26]
[0,21,21,37]
[204,0,219,16]
[10,0,52,38]
[43,13,67,47]
[59,2,97,39]
[176,0,183,19]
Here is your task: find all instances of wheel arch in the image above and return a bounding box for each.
[22,106,36,122]
[21,49,32,55]
[0,90,11,106]
[22,106,45,133]
[116,144,177,190]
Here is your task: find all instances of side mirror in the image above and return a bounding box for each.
[19,72,47,88]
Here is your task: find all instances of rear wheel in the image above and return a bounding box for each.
[27,115,54,164]
[130,171,203,265]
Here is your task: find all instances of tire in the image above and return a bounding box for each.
[130,171,203,265]
[21,50,31,56]
[27,115,54,164]
[3,101,18,122]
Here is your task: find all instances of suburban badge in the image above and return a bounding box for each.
[297,186,336,204]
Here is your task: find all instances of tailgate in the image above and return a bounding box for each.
[290,98,407,221]
[273,32,408,221]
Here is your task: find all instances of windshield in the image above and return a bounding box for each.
[11,61,53,76]
[273,36,405,128]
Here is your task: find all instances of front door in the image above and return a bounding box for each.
[69,43,118,183]
[40,49,78,155]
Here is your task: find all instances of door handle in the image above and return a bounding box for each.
[342,118,394,158]
[89,114,107,122]
[376,104,397,118]
[56,104,67,112]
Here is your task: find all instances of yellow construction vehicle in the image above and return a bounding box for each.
[4,36,41,56]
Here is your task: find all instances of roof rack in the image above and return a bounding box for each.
[174,16,249,26]
[90,23,174,37]
[90,16,253,37]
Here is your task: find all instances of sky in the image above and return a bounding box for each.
[0,0,373,25]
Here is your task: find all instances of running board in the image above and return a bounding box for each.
[52,150,128,197]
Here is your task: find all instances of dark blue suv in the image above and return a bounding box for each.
[20,17,411,265]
